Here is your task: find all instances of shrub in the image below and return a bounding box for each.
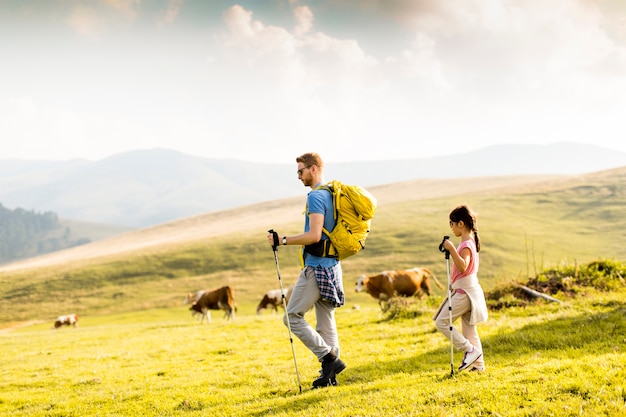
[485,259,626,310]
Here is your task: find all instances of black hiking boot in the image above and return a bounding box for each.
[316,369,338,386]
[312,351,346,388]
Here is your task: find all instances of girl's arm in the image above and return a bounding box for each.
[443,239,471,274]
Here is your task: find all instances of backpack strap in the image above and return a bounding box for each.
[303,183,337,258]
[303,239,335,258]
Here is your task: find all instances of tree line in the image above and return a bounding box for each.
[0,203,86,263]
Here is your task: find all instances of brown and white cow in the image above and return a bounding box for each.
[256,286,294,315]
[53,314,78,329]
[355,267,444,310]
[189,286,236,323]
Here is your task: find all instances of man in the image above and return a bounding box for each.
[266,152,346,388]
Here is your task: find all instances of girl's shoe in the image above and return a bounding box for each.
[458,347,482,371]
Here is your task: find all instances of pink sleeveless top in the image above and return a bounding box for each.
[451,239,479,286]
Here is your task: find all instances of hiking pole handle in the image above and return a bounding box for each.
[439,235,450,259]
[268,229,280,251]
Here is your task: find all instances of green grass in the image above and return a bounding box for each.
[1,289,625,416]
[1,170,625,415]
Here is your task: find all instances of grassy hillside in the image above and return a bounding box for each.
[0,168,624,326]
[1,278,624,416]
[0,168,625,416]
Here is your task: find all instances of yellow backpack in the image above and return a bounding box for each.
[315,180,377,260]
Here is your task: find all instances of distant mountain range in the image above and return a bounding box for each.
[1,143,624,228]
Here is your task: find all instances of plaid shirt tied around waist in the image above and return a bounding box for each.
[313,264,344,308]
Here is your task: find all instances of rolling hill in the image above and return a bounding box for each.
[0,173,561,272]
[0,166,624,327]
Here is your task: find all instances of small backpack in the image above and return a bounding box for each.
[315,180,377,260]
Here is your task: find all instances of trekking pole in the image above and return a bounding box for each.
[268,229,302,393]
[439,235,454,376]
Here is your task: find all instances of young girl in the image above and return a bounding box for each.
[433,205,488,372]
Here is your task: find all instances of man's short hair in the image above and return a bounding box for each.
[296,152,324,169]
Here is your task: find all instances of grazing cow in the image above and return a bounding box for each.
[256,286,294,315]
[189,286,236,323]
[355,267,444,310]
[53,314,78,329]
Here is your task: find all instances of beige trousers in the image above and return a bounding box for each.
[283,266,340,361]
[434,292,484,369]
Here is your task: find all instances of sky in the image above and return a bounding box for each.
[1,0,626,163]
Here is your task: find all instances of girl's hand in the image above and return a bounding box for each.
[442,239,455,253]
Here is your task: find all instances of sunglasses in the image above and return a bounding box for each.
[297,165,312,175]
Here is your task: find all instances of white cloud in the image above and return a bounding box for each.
[357,0,626,141]
[158,0,185,27]
[185,2,626,160]
[2,0,626,163]
[66,6,106,38]
[221,5,295,56]
[212,5,386,154]
[293,5,313,36]
[219,5,379,89]
[102,0,141,20]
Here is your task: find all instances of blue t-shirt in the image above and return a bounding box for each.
[303,185,338,268]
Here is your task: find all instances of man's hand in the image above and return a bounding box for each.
[267,229,279,249]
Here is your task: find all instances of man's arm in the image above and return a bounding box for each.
[280,213,323,246]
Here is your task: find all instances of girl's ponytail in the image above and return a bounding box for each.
[473,230,481,253]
